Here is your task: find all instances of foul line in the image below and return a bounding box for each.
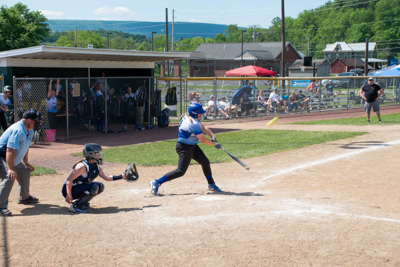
[256,139,400,186]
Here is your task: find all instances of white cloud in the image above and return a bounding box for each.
[189,18,202,23]
[39,10,64,18]
[93,6,134,16]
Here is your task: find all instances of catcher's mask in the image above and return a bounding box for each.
[83,143,103,165]
[22,109,42,131]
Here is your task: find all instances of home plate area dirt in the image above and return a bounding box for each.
[2,107,400,266]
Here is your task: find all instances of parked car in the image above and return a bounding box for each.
[349,68,364,76]
[335,72,355,88]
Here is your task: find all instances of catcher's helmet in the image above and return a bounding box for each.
[3,85,12,93]
[22,109,42,131]
[188,103,205,119]
[83,143,103,165]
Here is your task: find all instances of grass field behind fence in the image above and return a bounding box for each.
[294,113,400,125]
[102,129,366,166]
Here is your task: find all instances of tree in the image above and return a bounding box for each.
[0,3,50,51]
[55,30,104,48]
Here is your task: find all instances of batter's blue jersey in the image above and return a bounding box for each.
[177,116,203,145]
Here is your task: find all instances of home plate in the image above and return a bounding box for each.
[195,195,225,201]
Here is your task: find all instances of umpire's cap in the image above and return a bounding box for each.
[22,109,42,121]
[3,85,12,93]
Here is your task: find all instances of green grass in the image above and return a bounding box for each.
[101,129,366,166]
[294,113,400,125]
[31,165,57,176]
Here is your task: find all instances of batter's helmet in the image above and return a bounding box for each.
[188,103,205,119]
[83,143,103,165]
[3,85,12,93]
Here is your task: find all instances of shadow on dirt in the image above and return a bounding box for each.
[16,203,160,216]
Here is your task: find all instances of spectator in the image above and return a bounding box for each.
[307,80,320,94]
[267,88,287,113]
[83,82,96,130]
[296,89,310,111]
[0,86,12,132]
[135,85,145,130]
[21,74,32,98]
[46,79,60,129]
[240,91,254,116]
[95,72,106,93]
[325,80,337,97]
[0,110,42,216]
[189,91,201,103]
[95,83,105,133]
[257,90,268,110]
[123,86,137,132]
[288,91,299,112]
[218,96,231,119]
[204,95,216,119]
[359,77,384,123]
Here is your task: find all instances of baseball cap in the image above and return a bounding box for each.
[368,77,374,80]
[298,89,303,92]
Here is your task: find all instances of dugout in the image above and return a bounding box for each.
[0,46,190,139]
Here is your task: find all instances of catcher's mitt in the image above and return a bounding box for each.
[124,162,139,181]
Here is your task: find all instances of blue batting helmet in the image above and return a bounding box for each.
[188,103,205,118]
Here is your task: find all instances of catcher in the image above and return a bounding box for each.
[61,143,138,214]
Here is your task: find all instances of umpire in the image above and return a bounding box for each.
[0,109,42,216]
[359,77,384,123]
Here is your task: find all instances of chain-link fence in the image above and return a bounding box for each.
[156,76,400,119]
[13,76,157,142]
[9,75,400,142]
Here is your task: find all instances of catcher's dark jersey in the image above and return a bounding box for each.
[70,161,99,186]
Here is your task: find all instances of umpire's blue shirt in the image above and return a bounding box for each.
[0,121,34,166]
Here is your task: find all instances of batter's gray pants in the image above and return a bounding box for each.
[0,158,32,209]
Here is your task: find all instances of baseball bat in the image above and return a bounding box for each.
[220,147,250,170]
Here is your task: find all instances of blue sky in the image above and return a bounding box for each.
[2,0,328,28]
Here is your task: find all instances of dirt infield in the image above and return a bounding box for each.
[2,107,400,266]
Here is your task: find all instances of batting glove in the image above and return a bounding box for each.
[211,136,217,143]
[214,143,221,149]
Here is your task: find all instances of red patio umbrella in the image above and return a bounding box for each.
[225,65,277,76]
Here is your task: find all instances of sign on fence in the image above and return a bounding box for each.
[290,80,310,87]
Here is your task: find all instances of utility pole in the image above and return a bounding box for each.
[152,31,157,51]
[364,38,369,76]
[241,30,246,67]
[107,32,112,49]
[165,8,169,76]
[281,0,286,80]
[74,27,77,47]
[172,9,175,51]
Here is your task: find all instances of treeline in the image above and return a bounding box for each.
[2,0,400,60]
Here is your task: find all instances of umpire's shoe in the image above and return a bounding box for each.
[18,195,39,204]
[150,180,160,196]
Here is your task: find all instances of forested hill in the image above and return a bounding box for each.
[272,0,400,59]
[47,20,228,40]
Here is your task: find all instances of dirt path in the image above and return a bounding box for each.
[2,107,400,266]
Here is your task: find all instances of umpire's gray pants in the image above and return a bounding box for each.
[0,158,32,209]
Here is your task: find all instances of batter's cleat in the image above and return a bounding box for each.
[150,180,160,196]
[18,195,39,204]
[208,183,222,192]
[69,203,88,214]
